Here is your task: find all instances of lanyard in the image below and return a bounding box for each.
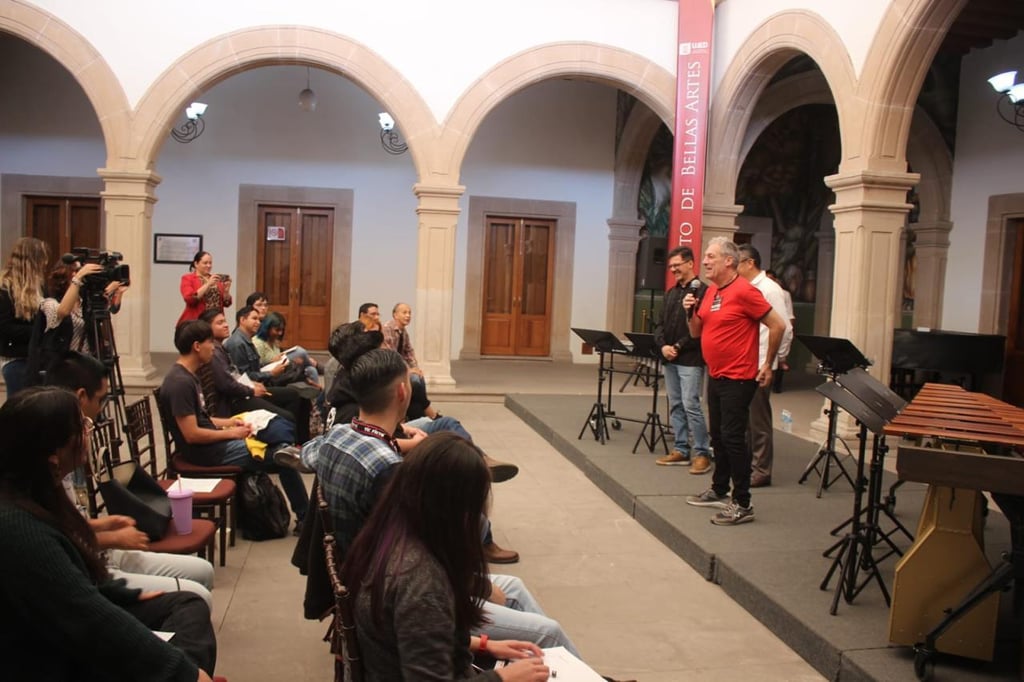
[351,418,401,454]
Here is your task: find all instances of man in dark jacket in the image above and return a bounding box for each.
[654,246,712,474]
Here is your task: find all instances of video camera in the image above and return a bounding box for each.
[61,248,131,315]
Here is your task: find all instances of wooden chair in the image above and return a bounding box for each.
[86,418,216,562]
[152,388,244,552]
[125,395,235,567]
[316,481,364,682]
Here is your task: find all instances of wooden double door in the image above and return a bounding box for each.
[256,205,334,350]
[481,216,555,357]
[26,195,101,265]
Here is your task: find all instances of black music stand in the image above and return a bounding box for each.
[797,335,870,496]
[816,380,892,615]
[573,328,629,443]
[624,332,668,454]
[826,368,914,560]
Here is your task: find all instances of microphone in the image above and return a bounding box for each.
[685,279,703,320]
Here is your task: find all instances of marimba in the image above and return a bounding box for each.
[887,384,1024,667]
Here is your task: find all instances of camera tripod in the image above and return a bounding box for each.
[83,298,127,439]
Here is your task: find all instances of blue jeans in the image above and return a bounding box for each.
[663,364,709,456]
[476,575,581,656]
[406,415,473,442]
[220,432,309,521]
[2,358,27,397]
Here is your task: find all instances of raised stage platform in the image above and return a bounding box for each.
[506,393,1021,682]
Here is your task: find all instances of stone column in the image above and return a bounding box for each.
[908,219,952,329]
[813,215,835,337]
[824,169,919,383]
[413,183,465,387]
[98,168,161,387]
[605,217,644,333]
[701,202,744,248]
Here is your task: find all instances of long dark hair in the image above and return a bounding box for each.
[188,250,210,272]
[0,387,107,583]
[342,433,492,632]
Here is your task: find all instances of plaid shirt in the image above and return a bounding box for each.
[381,319,418,369]
[300,423,401,556]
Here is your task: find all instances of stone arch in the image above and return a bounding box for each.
[855,0,969,170]
[438,43,675,183]
[704,10,857,207]
[738,70,832,171]
[613,104,663,220]
[0,0,130,165]
[128,26,437,177]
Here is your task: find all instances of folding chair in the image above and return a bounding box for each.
[316,481,364,682]
[125,395,235,567]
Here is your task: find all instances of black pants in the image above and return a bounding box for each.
[262,385,311,442]
[121,590,217,675]
[708,376,758,508]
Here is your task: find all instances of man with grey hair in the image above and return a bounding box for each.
[737,244,793,488]
[683,237,787,526]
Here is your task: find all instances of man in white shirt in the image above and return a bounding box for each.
[765,269,795,393]
[737,246,793,487]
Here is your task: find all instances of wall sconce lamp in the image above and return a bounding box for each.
[378,112,408,155]
[170,102,208,143]
[988,71,1024,132]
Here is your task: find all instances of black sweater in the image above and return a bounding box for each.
[0,504,198,681]
[0,289,33,358]
[654,279,706,366]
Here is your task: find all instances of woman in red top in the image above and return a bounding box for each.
[178,251,232,325]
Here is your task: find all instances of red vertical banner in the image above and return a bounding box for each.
[666,0,714,289]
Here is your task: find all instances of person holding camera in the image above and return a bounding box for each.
[654,246,712,474]
[178,251,232,325]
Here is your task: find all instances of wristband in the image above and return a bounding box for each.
[478,634,489,652]
[71,278,83,288]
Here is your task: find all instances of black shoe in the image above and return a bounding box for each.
[292,520,304,537]
[272,445,314,473]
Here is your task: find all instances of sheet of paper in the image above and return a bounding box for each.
[235,372,254,388]
[260,357,286,372]
[495,647,604,681]
[153,631,175,642]
[175,477,223,493]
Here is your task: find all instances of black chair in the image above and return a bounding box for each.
[316,481,364,682]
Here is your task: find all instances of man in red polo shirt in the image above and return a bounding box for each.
[682,237,787,525]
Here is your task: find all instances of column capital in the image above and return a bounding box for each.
[606,217,644,241]
[825,169,920,217]
[413,183,465,215]
[97,168,162,200]
[909,220,953,247]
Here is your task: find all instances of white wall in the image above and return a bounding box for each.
[712,0,890,92]
[456,80,617,362]
[945,32,1024,332]
[0,36,104,182]
[28,0,678,122]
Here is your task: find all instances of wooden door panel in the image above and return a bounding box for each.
[69,200,101,253]
[516,221,553,355]
[1004,220,1024,406]
[296,209,333,349]
[481,219,517,355]
[28,199,62,262]
[259,208,294,319]
[26,195,100,265]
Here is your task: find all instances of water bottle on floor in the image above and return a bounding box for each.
[781,409,793,433]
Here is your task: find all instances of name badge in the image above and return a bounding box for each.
[710,294,722,312]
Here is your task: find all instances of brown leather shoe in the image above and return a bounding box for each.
[689,454,712,475]
[483,454,519,483]
[483,542,520,564]
[656,450,690,466]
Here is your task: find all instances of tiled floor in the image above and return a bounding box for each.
[204,360,828,680]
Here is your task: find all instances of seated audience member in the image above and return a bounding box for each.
[0,387,217,681]
[327,319,519,484]
[253,312,321,387]
[245,291,269,320]
[343,433,549,681]
[223,305,312,442]
[197,308,296,425]
[357,301,381,332]
[47,351,214,607]
[381,300,440,420]
[160,320,310,534]
[0,237,49,396]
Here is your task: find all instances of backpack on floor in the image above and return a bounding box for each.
[238,472,290,541]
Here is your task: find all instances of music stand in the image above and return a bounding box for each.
[796,335,870,496]
[573,328,629,443]
[624,332,668,454]
[816,380,891,615]
[827,368,914,559]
